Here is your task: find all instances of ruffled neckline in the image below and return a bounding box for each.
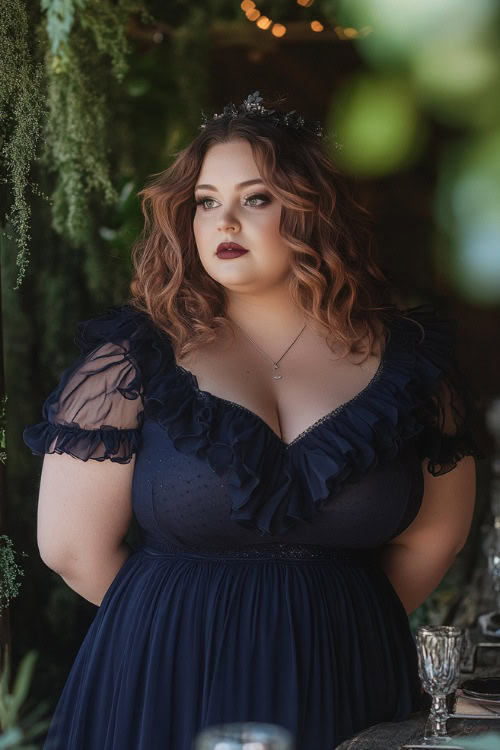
[173,348,386,451]
[133,303,456,537]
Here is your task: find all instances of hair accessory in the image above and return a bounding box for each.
[199,90,324,139]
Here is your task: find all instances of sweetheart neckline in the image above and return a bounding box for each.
[174,350,387,450]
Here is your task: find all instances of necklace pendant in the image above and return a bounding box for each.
[273,374,283,380]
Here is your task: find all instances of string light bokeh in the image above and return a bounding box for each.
[239,0,373,40]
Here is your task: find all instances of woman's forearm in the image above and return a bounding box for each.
[58,541,134,606]
[378,542,459,616]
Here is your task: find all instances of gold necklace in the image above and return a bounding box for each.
[227,317,308,380]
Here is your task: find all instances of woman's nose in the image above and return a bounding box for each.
[217,219,238,232]
[217,209,240,232]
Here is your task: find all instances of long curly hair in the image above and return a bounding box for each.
[129,93,400,364]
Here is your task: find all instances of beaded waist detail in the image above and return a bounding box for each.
[138,535,378,565]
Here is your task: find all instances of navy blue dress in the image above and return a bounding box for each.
[23,303,486,750]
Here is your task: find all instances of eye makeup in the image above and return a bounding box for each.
[194,193,271,211]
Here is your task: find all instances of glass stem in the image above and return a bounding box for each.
[425,694,449,739]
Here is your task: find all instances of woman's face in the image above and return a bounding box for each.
[193,139,292,293]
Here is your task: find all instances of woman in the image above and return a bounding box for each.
[24,91,486,749]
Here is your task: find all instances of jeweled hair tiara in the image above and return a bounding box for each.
[198,90,324,139]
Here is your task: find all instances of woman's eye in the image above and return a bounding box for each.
[195,197,217,210]
[246,194,269,207]
[194,193,270,211]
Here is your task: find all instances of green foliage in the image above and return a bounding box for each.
[0,397,6,465]
[41,0,155,251]
[41,28,119,248]
[0,537,27,613]
[0,0,155,289]
[0,0,48,290]
[0,648,51,749]
[41,0,86,60]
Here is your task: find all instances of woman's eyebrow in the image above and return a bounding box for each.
[194,179,265,191]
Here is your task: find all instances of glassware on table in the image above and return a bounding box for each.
[415,625,463,746]
[479,550,500,637]
[487,549,500,613]
[194,722,294,750]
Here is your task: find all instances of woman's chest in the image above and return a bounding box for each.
[175,327,385,446]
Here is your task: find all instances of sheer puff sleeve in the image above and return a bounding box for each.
[404,304,488,476]
[23,305,146,463]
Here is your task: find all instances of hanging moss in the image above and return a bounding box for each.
[0,0,154,289]
[41,0,87,62]
[41,0,155,251]
[41,29,120,249]
[0,396,6,465]
[0,0,47,290]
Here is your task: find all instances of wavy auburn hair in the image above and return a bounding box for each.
[129,93,399,364]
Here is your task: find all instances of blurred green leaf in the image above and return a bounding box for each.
[126,77,151,97]
[339,0,497,69]
[460,732,500,750]
[0,728,23,749]
[327,73,427,176]
[454,219,500,304]
[434,131,500,234]
[412,37,500,128]
[433,128,500,302]
[9,652,38,720]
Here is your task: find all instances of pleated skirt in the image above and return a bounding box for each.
[43,538,422,750]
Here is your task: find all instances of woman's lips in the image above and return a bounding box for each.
[216,249,249,259]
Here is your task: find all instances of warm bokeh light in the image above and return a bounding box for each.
[271,24,286,37]
[256,16,273,29]
[246,8,260,21]
[310,21,324,32]
[240,0,255,10]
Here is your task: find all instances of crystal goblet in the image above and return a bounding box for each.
[416,625,463,745]
[487,550,500,612]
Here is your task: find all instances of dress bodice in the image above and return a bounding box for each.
[23,302,487,542]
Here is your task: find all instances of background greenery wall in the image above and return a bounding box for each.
[1,0,497,731]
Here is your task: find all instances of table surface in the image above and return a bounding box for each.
[335,565,500,749]
[335,711,500,750]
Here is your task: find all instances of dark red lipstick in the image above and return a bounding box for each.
[216,242,249,259]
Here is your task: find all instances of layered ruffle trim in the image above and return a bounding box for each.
[141,303,482,537]
[23,421,143,464]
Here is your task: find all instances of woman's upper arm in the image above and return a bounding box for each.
[23,327,145,572]
[390,372,479,553]
[390,455,476,555]
[389,305,487,555]
[37,452,135,572]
